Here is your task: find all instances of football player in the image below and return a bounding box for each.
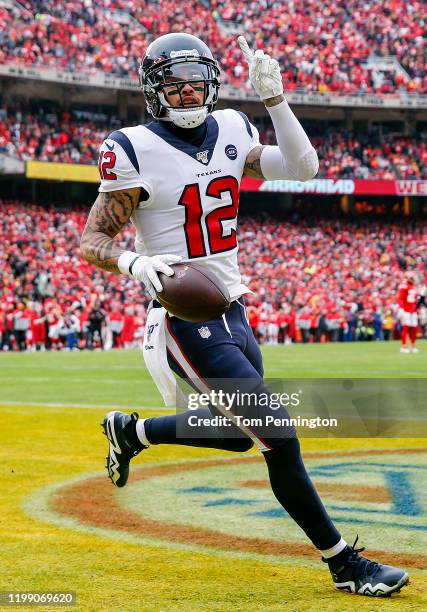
[80,33,409,597]
[397,271,421,353]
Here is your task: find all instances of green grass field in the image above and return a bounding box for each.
[1,341,426,408]
[1,342,426,611]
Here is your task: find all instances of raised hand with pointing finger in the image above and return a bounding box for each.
[237,35,284,101]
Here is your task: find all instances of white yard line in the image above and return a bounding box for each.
[0,400,170,410]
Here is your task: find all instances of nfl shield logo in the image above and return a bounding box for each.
[196,150,209,165]
[198,326,211,339]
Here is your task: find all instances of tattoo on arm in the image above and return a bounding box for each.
[264,94,285,107]
[80,188,140,273]
[244,145,267,179]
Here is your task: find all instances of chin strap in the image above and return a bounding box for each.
[165,106,208,129]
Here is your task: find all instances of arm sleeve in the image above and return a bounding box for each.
[260,100,319,181]
[98,135,153,199]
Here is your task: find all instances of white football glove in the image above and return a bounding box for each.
[238,35,283,100]
[118,251,182,299]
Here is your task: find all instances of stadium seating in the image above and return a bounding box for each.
[1,0,425,94]
[315,134,427,180]
[1,104,426,179]
[0,105,120,164]
[1,200,425,349]
[258,126,427,180]
[214,0,425,94]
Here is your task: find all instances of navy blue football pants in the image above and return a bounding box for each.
[144,300,341,550]
[165,298,296,451]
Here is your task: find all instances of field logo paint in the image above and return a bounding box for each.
[30,449,427,568]
[171,459,427,533]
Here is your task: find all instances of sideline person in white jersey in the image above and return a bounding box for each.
[80,33,408,597]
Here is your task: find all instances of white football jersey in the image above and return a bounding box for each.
[98,110,260,299]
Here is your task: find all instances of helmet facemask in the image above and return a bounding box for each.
[140,52,220,129]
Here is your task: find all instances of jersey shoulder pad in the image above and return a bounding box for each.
[103,129,140,174]
[212,109,259,147]
[212,108,252,134]
[236,110,254,137]
[98,128,147,194]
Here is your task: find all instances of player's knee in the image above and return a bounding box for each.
[229,438,254,452]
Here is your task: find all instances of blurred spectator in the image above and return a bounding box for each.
[258,127,427,180]
[105,304,125,350]
[0,1,425,94]
[419,307,427,339]
[58,308,81,350]
[1,103,425,179]
[382,310,394,340]
[0,104,120,164]
[13,302,31,350]
[0,199,425,349]
[87,302,106,349]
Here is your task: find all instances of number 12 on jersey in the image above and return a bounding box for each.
[178,176,239,258]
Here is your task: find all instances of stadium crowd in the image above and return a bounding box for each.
[0,0,425,94]
[258,126,427,180]
[1,104,426,180]
[0,106,121,165]
[1,200,425,351]
[315,135,427,181]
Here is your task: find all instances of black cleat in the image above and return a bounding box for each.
[102,410,146,487]
[324,537,409,596]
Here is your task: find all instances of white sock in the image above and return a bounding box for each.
[136,418,150,447]
[320,537,348,559]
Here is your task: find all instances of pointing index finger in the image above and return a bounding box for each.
[238,35,253,61]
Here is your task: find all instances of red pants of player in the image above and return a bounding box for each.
[401,325,417,346]
[32,323,46,345]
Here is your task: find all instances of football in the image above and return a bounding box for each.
[156,263,231,322]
